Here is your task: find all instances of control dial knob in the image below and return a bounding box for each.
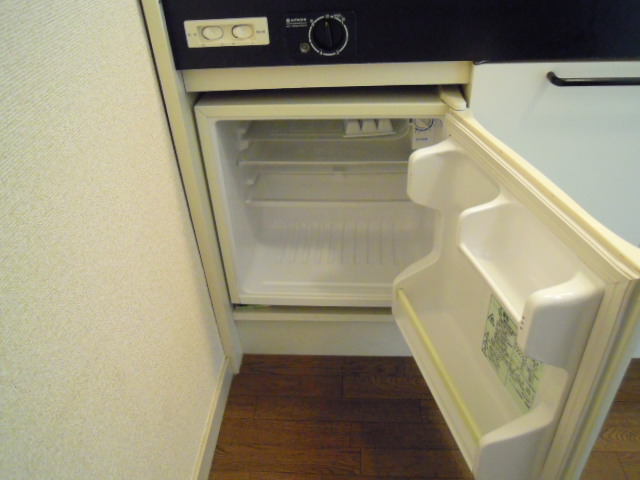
[308,14,349,56]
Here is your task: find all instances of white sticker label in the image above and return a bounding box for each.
[482,296,544,412]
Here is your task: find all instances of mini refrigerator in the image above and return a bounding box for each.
[193,85,640,479]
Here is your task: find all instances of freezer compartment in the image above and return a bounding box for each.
[203,119,442,307]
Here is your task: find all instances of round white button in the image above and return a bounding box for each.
[201,26,223,41]
[232,24,254,39]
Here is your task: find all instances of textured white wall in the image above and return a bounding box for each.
[0,1,225,478]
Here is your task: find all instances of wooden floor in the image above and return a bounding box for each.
[582,359,640,480]
[209,355,640,480]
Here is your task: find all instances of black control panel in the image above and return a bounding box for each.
[284,12,357,63]
[161,0,640,70]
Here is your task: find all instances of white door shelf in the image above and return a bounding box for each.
[396,288,567,478]
[458,195,603,367]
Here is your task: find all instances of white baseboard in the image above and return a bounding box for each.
[193,357,234,480]
[237,319,411,356]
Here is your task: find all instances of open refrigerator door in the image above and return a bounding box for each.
[393,110,640,480]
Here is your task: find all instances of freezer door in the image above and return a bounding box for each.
[392,110,640,480]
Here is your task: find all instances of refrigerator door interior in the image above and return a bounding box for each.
[392,110,640,480]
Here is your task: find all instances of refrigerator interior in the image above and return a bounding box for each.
[204,117,443,306]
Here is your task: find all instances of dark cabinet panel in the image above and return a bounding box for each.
[161,0,640,70]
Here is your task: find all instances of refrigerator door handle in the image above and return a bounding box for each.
[547,71,640,87]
